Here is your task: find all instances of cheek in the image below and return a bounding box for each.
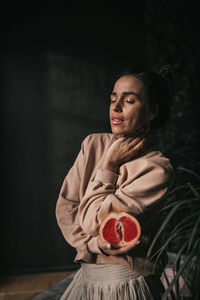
[138,108,149,122]
[128,106,150,126]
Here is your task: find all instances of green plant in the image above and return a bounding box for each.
[147,166,200,300]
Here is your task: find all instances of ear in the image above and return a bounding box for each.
[150,104,160,121]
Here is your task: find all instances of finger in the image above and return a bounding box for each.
[134,127,146,137]
[126,133,147,149]
[127,139,148,157]
[132,137,148,152]
[124,127,145,139]
[105,246,132,255]
[122,240,140,251]
[118,136,127,142]
[115,240,140,254]
[113,136,127,145]
[110,244,121,250]
[102,248,124,255]
[132,126,149,138]
[102,240,140,256]
[120,136,140,148]
[98,237,122,251]
[106,243,111,250]
[98,236,110,250]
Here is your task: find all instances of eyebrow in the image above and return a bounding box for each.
[110,91,142,101]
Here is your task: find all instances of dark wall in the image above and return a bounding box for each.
[146,1,200,165]
[2,4,145,274]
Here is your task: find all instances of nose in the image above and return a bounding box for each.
[113,100,122,112]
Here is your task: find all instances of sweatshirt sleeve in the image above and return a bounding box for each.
[55,137,102,257]
[79,157,174,236]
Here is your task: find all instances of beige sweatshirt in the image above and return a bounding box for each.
[56,133,174,276]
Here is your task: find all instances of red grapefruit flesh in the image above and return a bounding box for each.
[119,216,139,242]
[102,218,120,245]
[99,212,141,247]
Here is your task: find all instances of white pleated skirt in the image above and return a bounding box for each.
[60,263,164,300]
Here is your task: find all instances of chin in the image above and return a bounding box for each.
[111,129,124,136]
[112,129,135,137]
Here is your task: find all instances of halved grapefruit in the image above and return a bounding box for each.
[99,211,141,247]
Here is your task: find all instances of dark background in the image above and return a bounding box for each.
[2,1,200,275]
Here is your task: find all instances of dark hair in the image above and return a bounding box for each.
[118,65,173,130]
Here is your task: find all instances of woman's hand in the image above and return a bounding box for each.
[101,128,148,173]
[97,236,140,256]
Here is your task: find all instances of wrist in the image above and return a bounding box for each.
[97,236,110,256]
[101,161,119,174]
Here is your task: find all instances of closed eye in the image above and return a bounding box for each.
[125,99,135,103]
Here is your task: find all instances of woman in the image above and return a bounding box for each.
[56,66,174,299]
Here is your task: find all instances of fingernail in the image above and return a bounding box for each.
[107,243,111,249]
[136,240,140,245]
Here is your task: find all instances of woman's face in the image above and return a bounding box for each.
[109,75,154,136]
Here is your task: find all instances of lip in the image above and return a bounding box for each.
[111,116,124,125]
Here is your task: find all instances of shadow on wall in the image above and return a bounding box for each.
[2,52,117,275]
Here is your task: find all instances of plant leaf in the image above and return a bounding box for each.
[178,167,200,181]
[187,216,200,253]
[187,182,200,198]
[161,252,193,299]
[147,201,189,258]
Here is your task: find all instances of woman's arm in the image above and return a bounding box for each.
[56,137,103,258]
